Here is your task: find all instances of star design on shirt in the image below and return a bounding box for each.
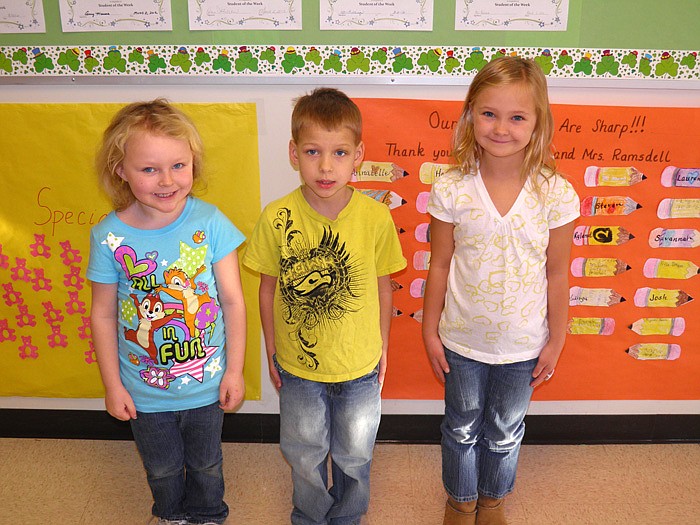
[205,356,223,378]
[101,232,124,252]
[169,241,208,277]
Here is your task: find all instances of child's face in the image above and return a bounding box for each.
[117,131,194,219]
[289,123,364,205]
[471,82,537,164]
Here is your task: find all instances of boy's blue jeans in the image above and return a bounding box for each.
[130,401,229,524]
[275,357,381,525]
[441,349,537,502]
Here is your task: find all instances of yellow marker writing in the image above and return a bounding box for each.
[626,343,681,361]
[643,259,699,280]
[570,257,630,277]
[629,317,685,336]
[567,317,615,335]
[584,166,646,187]
[657,198,700,219]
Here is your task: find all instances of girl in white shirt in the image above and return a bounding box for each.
[423,57,580,525]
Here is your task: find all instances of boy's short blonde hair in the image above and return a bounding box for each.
[96,98,206,211]
[291,88,362,144]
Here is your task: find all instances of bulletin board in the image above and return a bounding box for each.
[0,0,698,410]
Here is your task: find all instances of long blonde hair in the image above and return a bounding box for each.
[452,56,556,194]
[96,98,206,211]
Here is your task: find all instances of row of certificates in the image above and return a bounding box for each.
[1,0,569,33]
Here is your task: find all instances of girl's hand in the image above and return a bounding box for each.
[219,369,245,411]
[104,385,137,421]
[424,335,449,383]
[268,355,282,391]
[531,341,563,388]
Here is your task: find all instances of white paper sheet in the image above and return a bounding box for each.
[58,0,173,32]
[321,0,433,31]
[0,0,46,33]
[189,0,302,30]
[455,0,568,31]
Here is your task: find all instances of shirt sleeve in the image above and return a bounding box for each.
[242,204,281,277]
[427,172,458,224]
[374,206,407,276]
[86,224,119,284]
[547,175,581,229]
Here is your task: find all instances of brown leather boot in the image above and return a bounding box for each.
[475,498,507,525]
[443,499,477,525]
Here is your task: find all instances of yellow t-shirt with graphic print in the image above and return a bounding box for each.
[244,187,407,382]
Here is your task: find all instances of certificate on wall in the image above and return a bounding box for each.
[0,0,45,33]
[456,0,568,31]
[59,0,172,32]
[188,0,302,30]
[321,0,433,31]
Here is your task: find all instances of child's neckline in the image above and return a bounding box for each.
[115,196,193,232]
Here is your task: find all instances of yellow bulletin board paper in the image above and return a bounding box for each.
[0,103,261,399]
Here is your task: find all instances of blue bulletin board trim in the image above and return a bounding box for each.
[0,45,697,81]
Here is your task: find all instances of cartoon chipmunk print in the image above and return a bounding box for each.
[124,293,182,362]
[156,266,212,338]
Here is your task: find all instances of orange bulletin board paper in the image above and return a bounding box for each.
[0,103,261,399]
[354,98,699,401]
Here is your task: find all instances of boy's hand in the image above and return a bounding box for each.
[219,369,245,410]
[268,355,282,390]
[105,385,137,421]
[424,335,449,383]
[378,352,388,392]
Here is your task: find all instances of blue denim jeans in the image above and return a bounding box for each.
[441,349,537,502]
[130,402,229,524]
[275,357,381,525]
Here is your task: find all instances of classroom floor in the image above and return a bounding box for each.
[0,438,698,525]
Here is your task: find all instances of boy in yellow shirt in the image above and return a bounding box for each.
[244,88,406,524]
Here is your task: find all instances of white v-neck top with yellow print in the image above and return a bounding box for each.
[428,169,580,364]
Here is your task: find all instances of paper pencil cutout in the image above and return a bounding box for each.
[584,166,646,187]
[357,189,407,209]
[573,225,634,246]
[648,228,700,248]
[392,306,403,317]
[353,161,409,182]
[415,223,431,243]
[581,196,641,216]
[626,343,680,361]
[629,317,685,336]
[419,162,453,184]
[416,191,430,213]
[660,167,700,188]
[643,259,699,280]
[410,309,423,323]
[413,250,431,270]
[410,278,426,298]
[633,287,693,307]
[570,257,631,277]
[569,287,625,306]
[657,198,700,219]
[567,317,615,335]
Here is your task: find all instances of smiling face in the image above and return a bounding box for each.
[289,123,364,215]
[117,131,194,226]
[471,82,537,165]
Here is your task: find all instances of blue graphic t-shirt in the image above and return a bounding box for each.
[87,197,245,413]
